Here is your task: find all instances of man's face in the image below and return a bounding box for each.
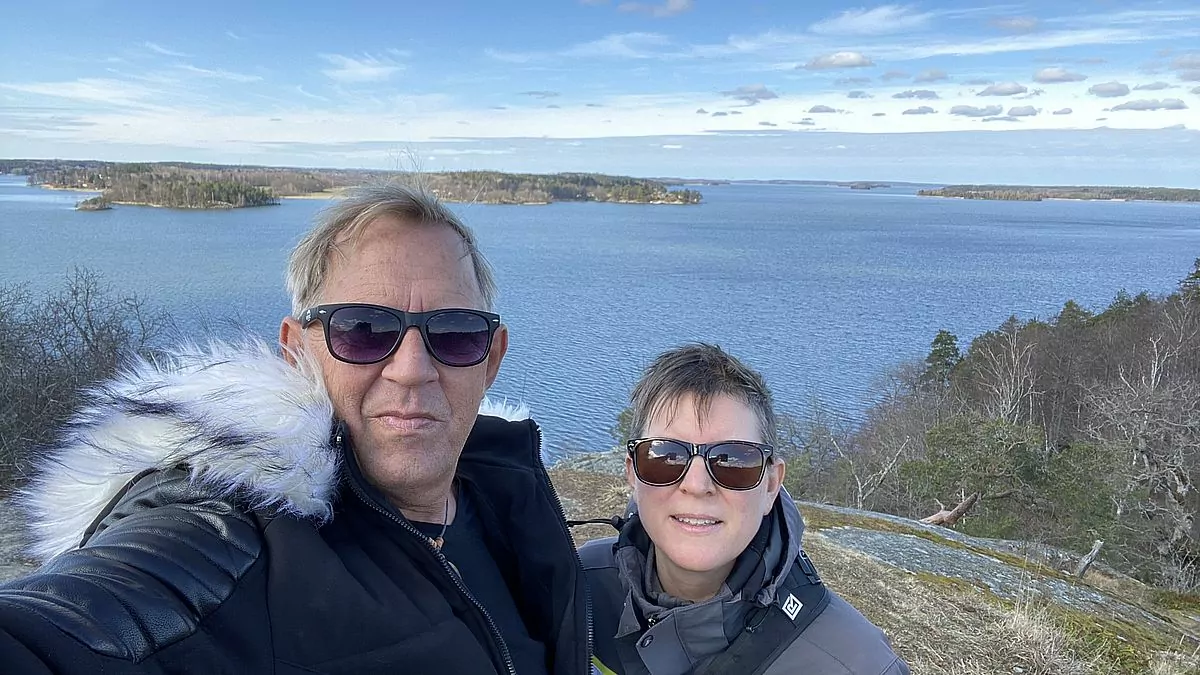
[281,216,507,509]
[628,393,783,585]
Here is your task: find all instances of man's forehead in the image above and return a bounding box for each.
[322,217,482,301]
[332,219,471,265]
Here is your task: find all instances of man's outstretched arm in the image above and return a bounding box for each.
[0,488,274,674]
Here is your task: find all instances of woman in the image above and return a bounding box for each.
[580,344,909,675]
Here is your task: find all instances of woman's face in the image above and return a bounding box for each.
[627,393,784,590]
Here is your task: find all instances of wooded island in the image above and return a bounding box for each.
[919,184,1200,202]
[0,160,702,209]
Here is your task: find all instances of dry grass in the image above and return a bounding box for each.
[1147,649,1200,675]
[549,468,630,545]
[803,531,1094,674]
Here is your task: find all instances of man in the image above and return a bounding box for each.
[0,184,590,674]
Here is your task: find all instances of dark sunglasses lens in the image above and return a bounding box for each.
[327,307,402,363]
[425,311,492,366]
[707,443,766,490]
[634,439,691,485]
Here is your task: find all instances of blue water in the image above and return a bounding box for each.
[3,175,1199,458]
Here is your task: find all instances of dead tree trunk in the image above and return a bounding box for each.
[920,492,980,526]
[1075,540,1104,578]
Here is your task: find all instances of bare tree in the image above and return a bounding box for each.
[0,269,169,489]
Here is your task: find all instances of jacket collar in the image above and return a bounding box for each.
[21,338,528,563]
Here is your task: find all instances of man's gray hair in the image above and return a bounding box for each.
[629,343,778,448]
[286,182,498,316]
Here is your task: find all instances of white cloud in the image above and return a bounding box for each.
[914,69,949,83]
[990,16,1039,32]
[950,104,1002,117]
[721,84,778,105]
[847,91,873,99]
[144,42,190,57]
[978,82,1028,96]
[319,53,403,83]
[1110,98,1188,111]
[1008,105,1039,117]
[875,27,1199,61]
[1088,82,1130,98]
[809,5,934,36]
[1193,86,1200,95]
[881,70,909,81]
[1173,54,1200,70]
[902,106,936,115]
[1178,70,1200,82]
[892,89,939,100]
[1053,108,1073,115]
[808,104,840,113]
[1034,67,1087,83]
[483,48,538,64]
[176,65,262,83]
[224,31,243,41]
[1133,82,1174,91]
[0,78,161,108]
[617,0,693,18]
[804,51,874,70]
[564,32,670,59]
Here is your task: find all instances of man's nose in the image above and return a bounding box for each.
[380,327,439,384]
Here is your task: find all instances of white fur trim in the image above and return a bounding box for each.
[479,396,530,422]
[19,339,337,562]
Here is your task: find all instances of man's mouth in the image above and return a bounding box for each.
[373,412,440,432]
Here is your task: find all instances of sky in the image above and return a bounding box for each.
[2,0,1199,185]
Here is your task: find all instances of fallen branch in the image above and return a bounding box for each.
[921,492,980,527]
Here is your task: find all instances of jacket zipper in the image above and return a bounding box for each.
[337,430,519,675]
[530,424,595,675]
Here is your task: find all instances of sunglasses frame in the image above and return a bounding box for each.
[626,437,775,491]
[301,303,501,367]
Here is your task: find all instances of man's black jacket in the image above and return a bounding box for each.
[0,341,590,674]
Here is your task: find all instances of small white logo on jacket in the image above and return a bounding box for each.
[782,593,803,621]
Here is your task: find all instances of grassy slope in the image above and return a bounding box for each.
[549,468,1200,674]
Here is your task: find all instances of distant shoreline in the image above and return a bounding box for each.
[919,185,1200,203]
[7,162,702,207]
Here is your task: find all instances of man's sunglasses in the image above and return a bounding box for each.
[302,303,501,367]
[627,438,774,491]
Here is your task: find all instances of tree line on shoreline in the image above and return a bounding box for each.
[4,261,1200,592]
[920,185,1200,202]
[0,160,701,208]
[771,259,1200,592]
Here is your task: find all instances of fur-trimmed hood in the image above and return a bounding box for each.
[20,339,527,563]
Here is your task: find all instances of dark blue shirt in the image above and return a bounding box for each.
[413,485,550,675]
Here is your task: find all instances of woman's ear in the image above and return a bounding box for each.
[764,459,786,515]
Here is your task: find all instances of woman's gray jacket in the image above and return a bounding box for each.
[579,491,909,675]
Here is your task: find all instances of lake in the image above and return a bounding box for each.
[3,175,1199,459]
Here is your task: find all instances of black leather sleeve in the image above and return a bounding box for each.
[0,469,272,674]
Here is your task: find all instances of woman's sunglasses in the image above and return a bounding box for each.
[302,303,501,367]
[627,437,774,491]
